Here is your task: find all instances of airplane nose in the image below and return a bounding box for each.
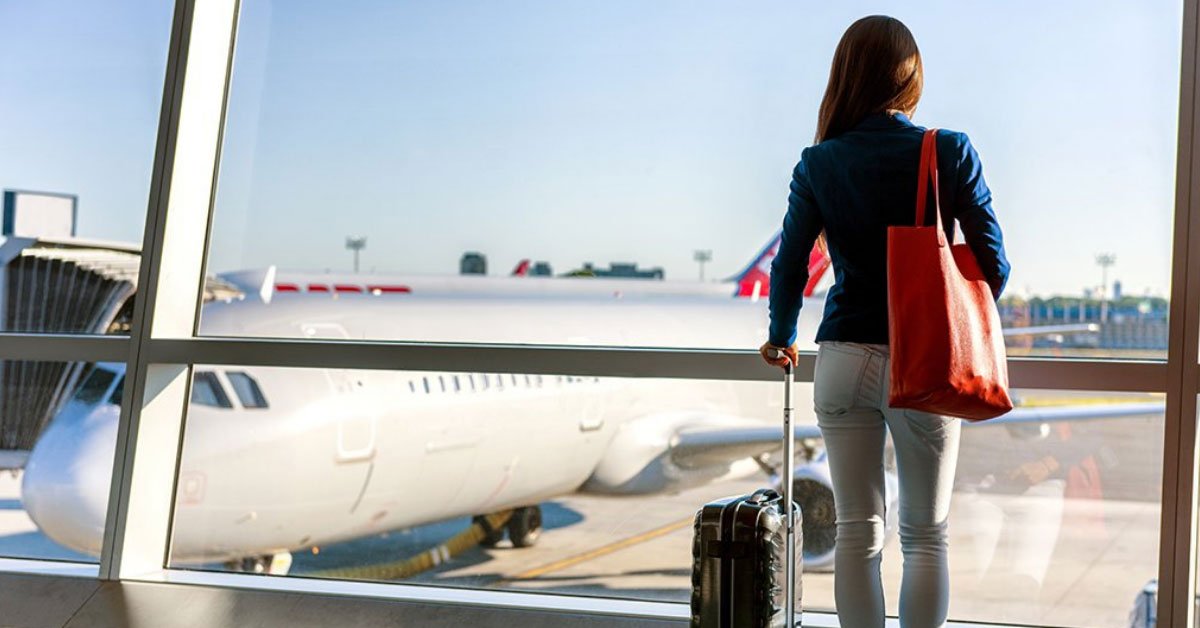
[21,402,119,557]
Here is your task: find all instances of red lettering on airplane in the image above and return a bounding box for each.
[366,285,412,294]
[277,283,411,295]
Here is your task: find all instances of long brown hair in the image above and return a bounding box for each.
[815,16,923,143]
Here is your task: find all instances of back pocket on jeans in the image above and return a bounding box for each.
[814,344,870,415]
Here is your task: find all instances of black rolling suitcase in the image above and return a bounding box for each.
[691,359,801,628]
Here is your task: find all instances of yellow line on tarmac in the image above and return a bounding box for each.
[506,516,695,581]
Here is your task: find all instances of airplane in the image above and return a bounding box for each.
[17,233,1161,576]
[216,231,798,302]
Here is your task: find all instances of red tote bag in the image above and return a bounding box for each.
[887,129,1013,421]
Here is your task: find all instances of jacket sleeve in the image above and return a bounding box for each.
[952,133,1011,299]
[768,152,824,347]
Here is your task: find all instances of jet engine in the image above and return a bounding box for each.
[787,453,898,572]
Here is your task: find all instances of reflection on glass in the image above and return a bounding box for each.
[0,2,173,335]
[1,361,122,563]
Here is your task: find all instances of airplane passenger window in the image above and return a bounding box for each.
[422,378,431,394]
[191,372,233,409]
[452,376,461,392]
[73,368,116,405]
[408,380,416,394]
[226,372,269,409]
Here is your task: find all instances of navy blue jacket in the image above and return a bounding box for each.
[768,112,1010,347]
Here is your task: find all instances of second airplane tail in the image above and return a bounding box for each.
[730,232,831,300]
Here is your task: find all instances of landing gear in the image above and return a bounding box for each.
[474,514,506,548]
[223,551,292,575]
[507,505,543,548]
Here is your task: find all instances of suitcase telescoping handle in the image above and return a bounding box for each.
[766,348,797,628]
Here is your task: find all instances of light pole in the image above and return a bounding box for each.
[694,249,712,282]
[1096,253,1116,323]
[346,236,367,273]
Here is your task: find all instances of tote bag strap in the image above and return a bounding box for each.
[914,128,948,245]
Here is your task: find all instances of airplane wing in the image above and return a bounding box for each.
[669,400,1162,469]
[1002,323,1100,337]
[981,400,1164,425]
[671,424,823,469]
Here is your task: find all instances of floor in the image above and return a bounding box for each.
[0,572,686,628]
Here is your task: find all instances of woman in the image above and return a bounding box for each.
[760,15,1010,628]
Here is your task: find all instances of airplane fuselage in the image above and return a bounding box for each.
[23,291,822,562]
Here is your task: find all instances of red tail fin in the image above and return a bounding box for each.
[732,232,831,299]
[511,260,531,277]
[804,238,832,297]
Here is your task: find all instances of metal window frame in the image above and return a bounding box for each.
[1162,0,1200,625]
[0,0,1196,625]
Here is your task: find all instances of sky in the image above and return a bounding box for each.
[0,0,1185,298]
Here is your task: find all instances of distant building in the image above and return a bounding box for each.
[460,252,487,275]
[571,262,664,280]
[1113,280,1123,300]
[530,261,553,276]
[3,189,77,238]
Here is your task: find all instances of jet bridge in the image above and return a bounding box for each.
[0,237,140,468]
[0,237,241,469]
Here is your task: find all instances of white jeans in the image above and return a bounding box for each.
[814,342,962,628]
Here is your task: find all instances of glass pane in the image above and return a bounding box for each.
[155,364,1161,626]
[199,1,1180,357]
[2,360,124,563]
[0,2,174,335]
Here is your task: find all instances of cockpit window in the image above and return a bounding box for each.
[109,376,124,406]
[226,371,268,409]
[74,368,116,405]
[192,371,232,409]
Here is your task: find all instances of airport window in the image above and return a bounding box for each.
[194,1,1178,364]
[0,360,115,563]
[171,0,1180,618]
[191,372,233,409]
[0,2,173,337]
[226,372,269,409]
[73,368,117,405]
[153,366,1168,626]
[11,2,1200,628]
